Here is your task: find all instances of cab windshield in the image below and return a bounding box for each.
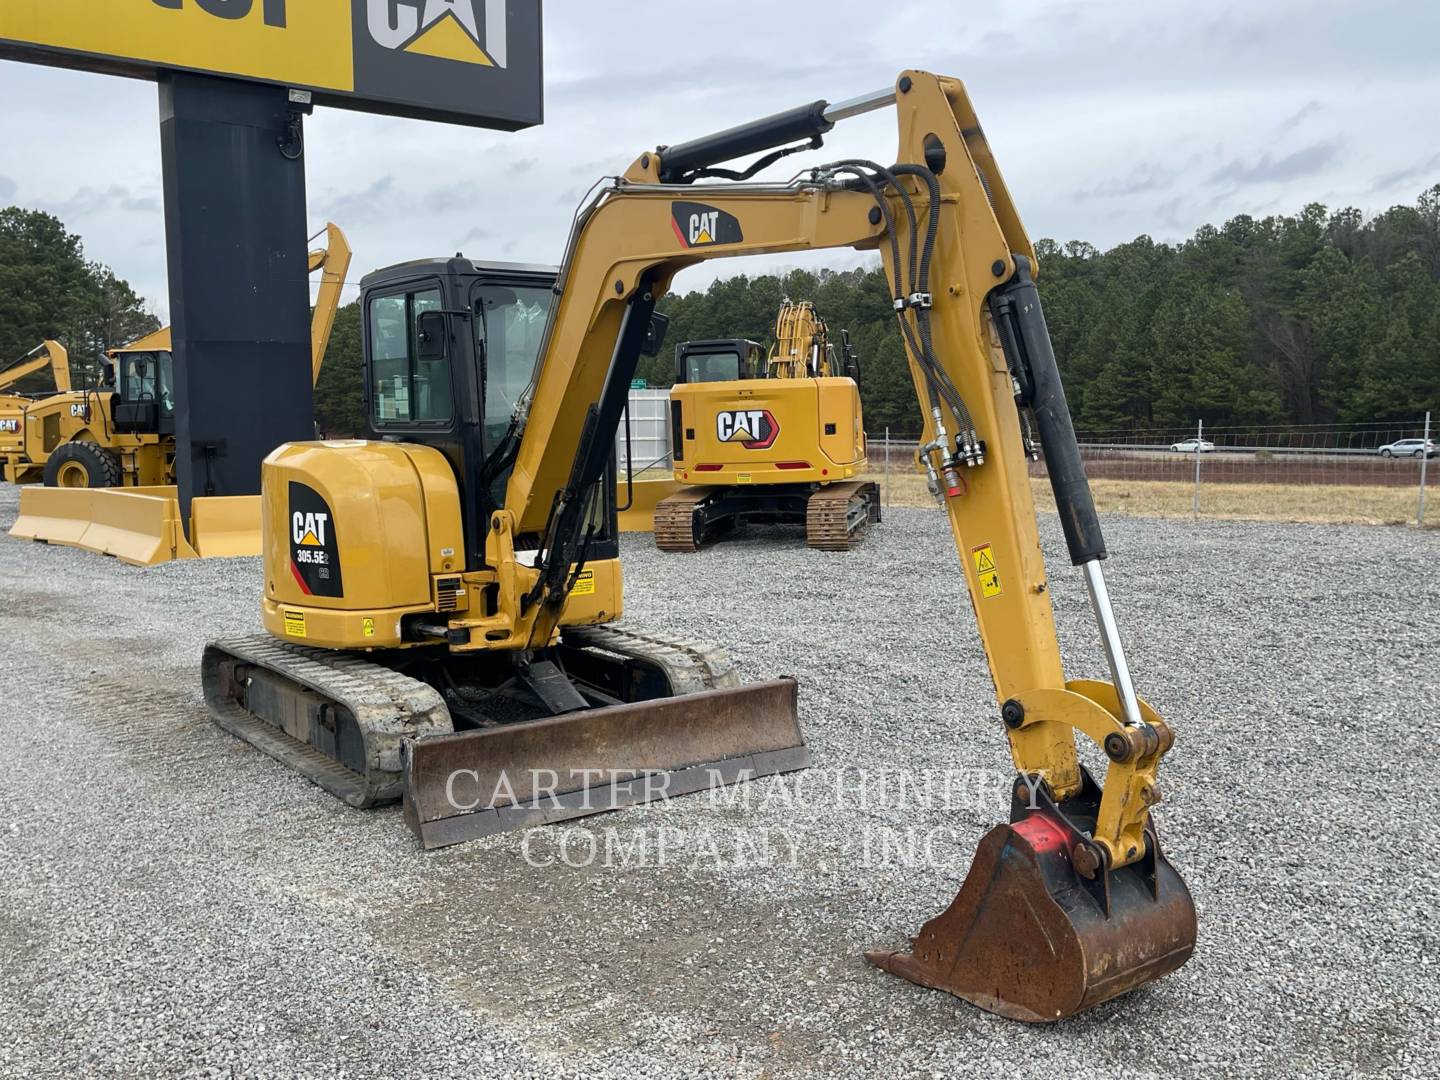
[118,351,174,415]
[476,283,553,441]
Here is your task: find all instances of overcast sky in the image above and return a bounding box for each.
[2,0,1437,320]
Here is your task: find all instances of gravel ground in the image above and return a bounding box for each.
[0,483,1436,1078]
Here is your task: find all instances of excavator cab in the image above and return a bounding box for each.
[360,258,579,564]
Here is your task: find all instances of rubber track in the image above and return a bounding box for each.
[202,635,451,808]
[564,624,740,693]
[204,627,744,807]
[653,488,713,552]
[805,481,879,551]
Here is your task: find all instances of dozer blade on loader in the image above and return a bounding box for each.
[404,677,807,848]
[866,768,1196,1023]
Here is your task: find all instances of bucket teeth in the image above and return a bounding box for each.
[866,770,1196,1022]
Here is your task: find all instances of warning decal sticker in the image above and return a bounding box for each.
[971,543,1002,598]
[283,610,307,638]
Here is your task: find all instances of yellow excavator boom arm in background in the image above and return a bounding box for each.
[0,340,71,394]
[306,222,352,385]
[767,299,828,379]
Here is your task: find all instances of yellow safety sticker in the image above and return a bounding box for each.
[362,617,375,638]
[571,569,596,596]
[971,544,1002,598]
[736,473,752,484]
[283,610,307,638]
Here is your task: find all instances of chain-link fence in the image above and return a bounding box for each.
[870,415,1435,526]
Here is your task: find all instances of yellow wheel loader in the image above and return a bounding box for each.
[201,71,1195,1023]
[1,223,351,488]
[657,300,880,551]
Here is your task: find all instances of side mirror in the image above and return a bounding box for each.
[641,311,670,358]
[416,310,448,361]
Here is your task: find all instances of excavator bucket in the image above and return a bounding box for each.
[404,678,809,848]
[866,770,1196,1023]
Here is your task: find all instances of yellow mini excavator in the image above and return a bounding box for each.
[202,71,1195,1023]
[2,223,351,488]
[656,299,880,551]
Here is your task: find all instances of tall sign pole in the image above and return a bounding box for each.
[159,74,314,522]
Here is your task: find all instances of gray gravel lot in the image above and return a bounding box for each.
[0,482,1436,1078]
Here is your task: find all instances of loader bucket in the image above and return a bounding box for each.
[403,677,809,848]
[866,770,1196,1022]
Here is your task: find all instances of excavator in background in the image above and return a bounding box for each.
[0,340,71,467]
[200,71,1195,1023]
[1,223,351,488]
[656,299,879,551]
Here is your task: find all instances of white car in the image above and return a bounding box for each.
[1170,438,1215,453]
[1378,438,1437,459]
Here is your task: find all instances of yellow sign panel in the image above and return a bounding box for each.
[282,609,307,638]
[361,616,375,638]
[570,569,596,596]
[971,544,1002,598]
[3,1,353,91]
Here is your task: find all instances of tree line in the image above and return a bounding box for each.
[0,208,159,388]
[644,186,1440,434]
[15,185,1439,439]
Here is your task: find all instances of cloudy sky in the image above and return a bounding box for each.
[2,0,1437,320]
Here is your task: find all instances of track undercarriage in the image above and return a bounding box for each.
[202,625,809,846]
[654,480,880,552]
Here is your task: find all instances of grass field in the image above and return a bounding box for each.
[866,471,1435,527]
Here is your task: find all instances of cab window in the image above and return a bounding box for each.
[368,286,449,425]
[118,352,175,415]
[684,350,742,383]
[476,283,553,438]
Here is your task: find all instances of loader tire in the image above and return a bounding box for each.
[43,441,123,489]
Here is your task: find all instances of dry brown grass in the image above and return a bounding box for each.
[864,471,1434,527]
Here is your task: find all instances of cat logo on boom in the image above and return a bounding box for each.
[716,408,779,450]
[671,201,744,248]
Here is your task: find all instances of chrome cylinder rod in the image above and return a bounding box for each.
[823,87,897,124]
[1081,559,1144,727]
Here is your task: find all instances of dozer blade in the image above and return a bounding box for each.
[404,678,808,848]
[866,772,1196,1023]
